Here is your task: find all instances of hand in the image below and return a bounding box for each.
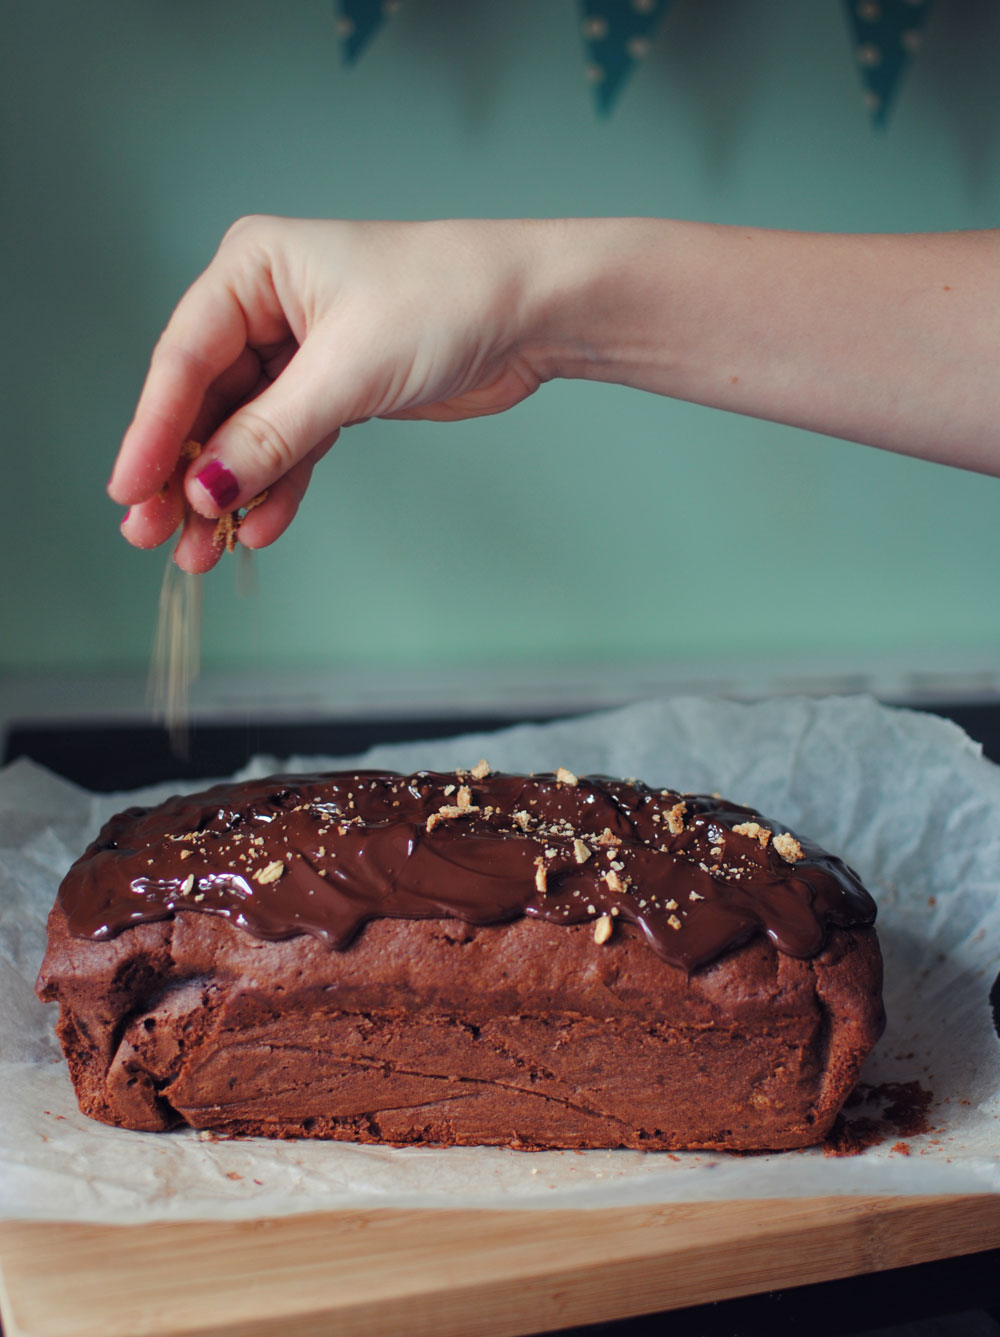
[109,217,552,571]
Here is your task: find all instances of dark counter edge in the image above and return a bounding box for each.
[4,702,1000,793]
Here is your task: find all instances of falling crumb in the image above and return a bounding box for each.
[555,767,578,787]
[254,860,284,885]
[773,833,804,863]
[573,838,592,865]
[593,914,613,945]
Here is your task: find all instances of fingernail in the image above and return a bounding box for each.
[195,459,240,510]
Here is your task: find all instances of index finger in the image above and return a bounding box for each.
[108,277,250,507]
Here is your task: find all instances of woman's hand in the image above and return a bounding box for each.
[109,217,553,571]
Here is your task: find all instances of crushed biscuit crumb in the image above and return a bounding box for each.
[733,821,772,848]
[534,857,548,894]
[555,767,578,787]
[254,860,284,885]
[456,785,473,811]
[470,759,492,780]
[665,803,687,836]
[593,914,613,945]
[604,869,627,894]
[179,874,195,895]
[667,914,682,931]
[572,838,592,865]
[774,832,804,862]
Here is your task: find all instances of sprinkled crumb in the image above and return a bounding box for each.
[733,821,771,848]
[573,838,592,865]
[774,832,804,862]
[604,869,627,894]
[667,914,682,931]
[593,914,613,945]
[534,857,548,895]
[443,785,455,797]
[555,767,578,787]
[665,803,687,836]
[470,759,492,780]
[254,860,284,885]
[180,874,195,895]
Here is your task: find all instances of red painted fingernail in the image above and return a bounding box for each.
[195,459,240,509]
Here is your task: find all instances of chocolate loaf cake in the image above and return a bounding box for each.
[36,765,884,1150]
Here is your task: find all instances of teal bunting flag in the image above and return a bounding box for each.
[578,0,676,115]
[336,0,401,65]
[335,1,933,127]
[841,0,934,126]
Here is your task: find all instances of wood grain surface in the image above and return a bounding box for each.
[2,1195,999,1337]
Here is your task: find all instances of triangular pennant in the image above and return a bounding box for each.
[336,0,401,66]
[841,0,934,127]
[578,0,675,116]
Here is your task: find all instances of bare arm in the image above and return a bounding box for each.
[109,217,1000,571]
[532,220,1000,474]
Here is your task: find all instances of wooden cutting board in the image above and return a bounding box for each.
[2,1194,999,1337]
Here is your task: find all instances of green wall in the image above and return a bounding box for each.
[3,0,999,677]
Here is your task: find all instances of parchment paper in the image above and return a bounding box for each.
[2,695,998,1223]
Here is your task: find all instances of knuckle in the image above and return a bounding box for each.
[237,409,297,476]
[220,213,273,251]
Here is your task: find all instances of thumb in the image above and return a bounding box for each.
[184,339,350,517]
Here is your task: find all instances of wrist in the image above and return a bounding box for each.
[516,217,689,390]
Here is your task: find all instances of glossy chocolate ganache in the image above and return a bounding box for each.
[58,765,876,973]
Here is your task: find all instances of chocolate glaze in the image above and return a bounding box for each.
[57,769,876,972]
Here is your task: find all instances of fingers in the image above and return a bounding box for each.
[109,285,250,506]
[109,220,293,508]
[183,335,350,519]
[119,469,187,550]
[237,437,336,551]
[164,438,336,574]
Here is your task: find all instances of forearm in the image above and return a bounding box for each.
[524,219,1000,474]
